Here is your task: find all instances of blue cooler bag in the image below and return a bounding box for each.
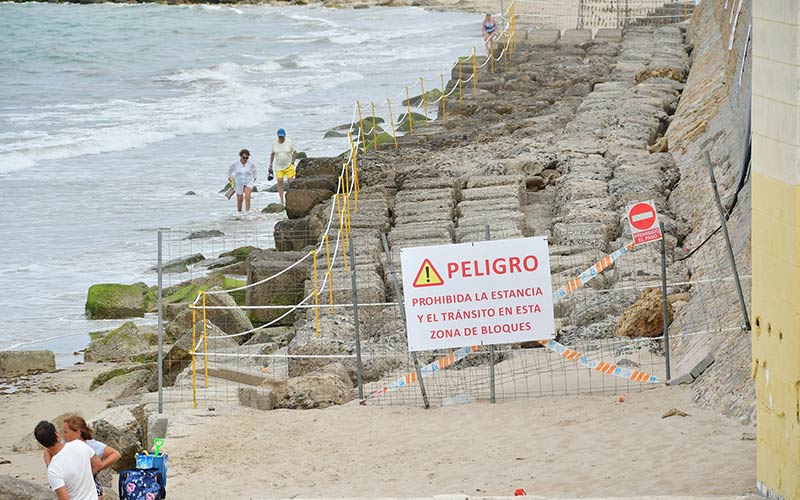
[119,467,166,500]
[135,452,169,488]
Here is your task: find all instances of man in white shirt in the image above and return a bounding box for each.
[34,420,102,500]
[269,128,297,206]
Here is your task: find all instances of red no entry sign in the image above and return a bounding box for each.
[628,202,657,230]
[627,200,662,245]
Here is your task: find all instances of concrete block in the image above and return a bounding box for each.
[395,188,455,204]
[595,28,623,41]
[465,175,524,189]
[0,350,56,378]
[238,387,276,411]
[461,184,523,203]
[526,28,560,45]
[560,29,592,45]
[690,351,716,378]
[666,372,695,386]
[152,416,168,440]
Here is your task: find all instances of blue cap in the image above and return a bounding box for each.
[277,128,286,137]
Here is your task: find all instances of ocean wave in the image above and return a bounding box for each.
[162,61,282,84]
[0,90,275,173]
[328,32,373,45]
[285,12,340,28]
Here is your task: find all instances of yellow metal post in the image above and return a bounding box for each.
[344,191,351,237]
[324,234,333,312]
[386,98,399,149]
[458,59,463,103]
[347,132,358,212]
[191,305,197,409]
[356,100,366,154]
[440,73,447,121]
[404,85,413,136]
[312,250,319,337]
[420,77,428,125]
[370,101,378,151]
[472,47,477,96]
[335,187,349,273]
[490,46,494,75]
[202,291,208,388]
[352,155,359,212]
[343,157,350,200]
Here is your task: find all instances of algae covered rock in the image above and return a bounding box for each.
[262,203,286,214]
[85,283,146,319]
[161,253,205,273]
[219,246,258,262]
[401,88,442,107]
[92,368,153,401]
[365,131,395,150]
[84,321,150,362]
[396,111,428,132]
[247,249,313,325]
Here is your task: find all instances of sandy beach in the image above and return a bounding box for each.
[1,364,756,499]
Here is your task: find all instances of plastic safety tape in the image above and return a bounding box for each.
[365,241,659,401]
[537,338,662,384]
[366,345,480,399]
[552,242,635,301]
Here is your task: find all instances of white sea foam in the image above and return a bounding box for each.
[285,12,340,28]
[0,60,283,172]
[0,3,478,353]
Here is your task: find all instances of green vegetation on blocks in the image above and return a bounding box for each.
[223,277,247,306]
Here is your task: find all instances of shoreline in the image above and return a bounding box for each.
[2,0,498,14]
[0,1,492,363]
[0,2,763,497]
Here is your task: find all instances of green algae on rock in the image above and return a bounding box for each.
[85,283,146,319]
[84,321,150,362]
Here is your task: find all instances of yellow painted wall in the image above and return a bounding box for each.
[751,174,800,500]
[752,1,800,499]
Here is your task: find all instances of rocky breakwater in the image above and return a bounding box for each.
[660,0,755,423]
[268,22,693,397]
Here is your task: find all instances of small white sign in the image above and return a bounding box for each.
[627,200,663,245]
[400,237,555,352]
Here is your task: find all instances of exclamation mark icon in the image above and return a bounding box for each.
[425,266,430,283]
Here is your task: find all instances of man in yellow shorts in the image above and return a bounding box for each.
[269,128,297,207]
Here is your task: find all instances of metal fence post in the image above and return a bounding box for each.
[157,230,164,414]
[485,224,496,404]
[704,151,752,330]
[659,222,671,381]
[577,0,584,29]
[380,234,430,409]
[349,236,364,400]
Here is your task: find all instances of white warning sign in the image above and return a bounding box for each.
[400,237,555,352]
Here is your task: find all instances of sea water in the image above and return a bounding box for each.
[0,2,481,362]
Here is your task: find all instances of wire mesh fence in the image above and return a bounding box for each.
[509,0,696,30]
[150,200,750,410]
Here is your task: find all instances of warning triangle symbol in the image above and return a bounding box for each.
[412,258,445,287]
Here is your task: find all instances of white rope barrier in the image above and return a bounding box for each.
[190,2,518,339]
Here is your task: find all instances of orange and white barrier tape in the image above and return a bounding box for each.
[553,242,635,301]
[537,339,661,384]
[367,345,480,399]
[365,240,663,401]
